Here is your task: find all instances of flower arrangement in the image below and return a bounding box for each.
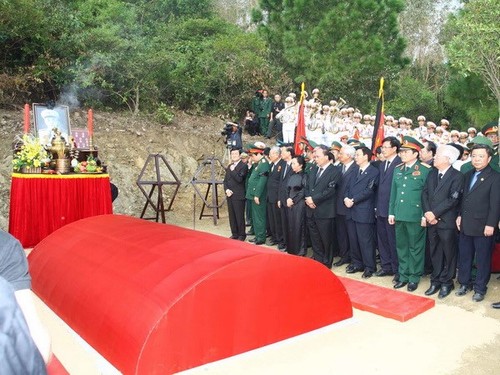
[12,134,50,172]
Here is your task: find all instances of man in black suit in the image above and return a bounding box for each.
[344,147,379,278]
[456,144,500,302]
[267,146,286,246]
[224,148,249,241]
[422,145,464,298]
[277,144,294,251]
[375,137,401,280]
[305,145,342,268]
[420,140,437,275]
[333,145,358,267]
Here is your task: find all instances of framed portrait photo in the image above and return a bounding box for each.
[33,104,71,145]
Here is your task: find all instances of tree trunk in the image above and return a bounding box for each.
[134,86,140,115]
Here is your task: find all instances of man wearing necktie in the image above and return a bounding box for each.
[455,144,500,302]
[267,147,286,247]
[277,144,294,251]
[305,145,342,268]
[375,137,401,280]
[344,147,379,278]
[422,145,464,298]
[389,136,431,292]
[245,143,271,245]
[333,145,358,267]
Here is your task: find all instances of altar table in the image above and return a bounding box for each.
[9,173,113,248]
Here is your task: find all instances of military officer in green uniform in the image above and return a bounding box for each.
[389,136,431,292]
[258,90,273,136]
[245,142,270,244]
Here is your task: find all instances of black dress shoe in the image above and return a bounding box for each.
[346,265,363,274]
[438,285,454,299]
[424,284,440,296]
[362,270,373,279]
[333,258,350,267]
[392,274,400,284]
[229,235,238,239]
[491,302,500,309]
[393,281,408,289]
[237,237,246,241]
[254,241,265,245]
[407,282,418,292]
[472,292,485,302]
[455,284,472,296]
[374,269,394,277]
[277,243,286,250]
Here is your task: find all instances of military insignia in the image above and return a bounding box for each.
[412,171,421,176]
[414,165,419,171]
[421,162,431,168]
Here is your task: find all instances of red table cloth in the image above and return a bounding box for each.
[9,173,113,248]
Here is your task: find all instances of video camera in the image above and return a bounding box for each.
[220,123,235,138]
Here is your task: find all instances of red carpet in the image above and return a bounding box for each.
[338,276,435,322]
[47,356,69,375]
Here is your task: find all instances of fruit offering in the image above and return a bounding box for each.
[74,156,103,173]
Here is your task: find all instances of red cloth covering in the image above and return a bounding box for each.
[29,215,352,374]
[9,173,113,248]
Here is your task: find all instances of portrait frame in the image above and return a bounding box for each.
[33,104,71,145]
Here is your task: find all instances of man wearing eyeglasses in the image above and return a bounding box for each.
[455,144,500,303]
[374,137,401,281]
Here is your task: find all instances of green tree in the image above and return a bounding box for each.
[253,0,408,108]
[385,74,440,121]
[67,0,161,113]
[445,71,498,128]
[0,0,79,102]
[155,18,291,116]
[446,0,500,123]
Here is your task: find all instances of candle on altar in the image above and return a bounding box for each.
[87,109,93,137]
[24,104,30,134]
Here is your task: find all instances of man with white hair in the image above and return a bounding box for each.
[333,145,359,267]
[422,145,465,298]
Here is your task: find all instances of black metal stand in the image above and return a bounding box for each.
[137,154,181,223]
[190,156,226,225]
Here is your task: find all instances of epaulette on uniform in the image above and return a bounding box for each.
[396,162,404,169]
[421,162,431,168]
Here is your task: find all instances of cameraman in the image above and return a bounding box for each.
[226,122,243,150]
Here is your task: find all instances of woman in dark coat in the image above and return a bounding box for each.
[285,156,307,255]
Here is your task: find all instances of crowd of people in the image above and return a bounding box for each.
[227,94,500,308]
[246,88,486,154]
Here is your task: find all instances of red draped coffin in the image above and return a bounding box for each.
[28,215,352,374]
